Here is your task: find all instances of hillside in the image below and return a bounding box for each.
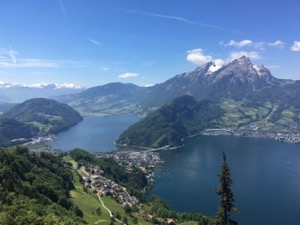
[56,82,149,116]
[0,146,85,224]
[1,98,83,135]
[116,95,224,148]
[0,118,39,147]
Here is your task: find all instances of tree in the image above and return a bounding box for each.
[215,152,238,225]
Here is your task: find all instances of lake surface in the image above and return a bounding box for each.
[52,116,300,225]
[149,135,300,225]
[51,115,139,151]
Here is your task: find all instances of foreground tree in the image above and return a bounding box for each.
[215,152,238,225]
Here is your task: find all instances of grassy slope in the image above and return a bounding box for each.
[69,165,152,225]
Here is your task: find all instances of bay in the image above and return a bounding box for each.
[51,114,139,152]
[51,116,300,224]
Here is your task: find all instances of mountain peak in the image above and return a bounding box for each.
[236,56,252,65]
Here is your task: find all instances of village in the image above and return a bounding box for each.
[80,150,163,207]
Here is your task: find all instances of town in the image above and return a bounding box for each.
[201,124,300,144]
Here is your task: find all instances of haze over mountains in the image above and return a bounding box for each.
[0,81,84,103]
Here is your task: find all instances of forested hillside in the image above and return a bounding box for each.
[1,98,82,135]
[116,95,224,148]
[0,146,85,224]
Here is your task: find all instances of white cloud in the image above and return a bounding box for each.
[223,39,285,50]
[291,41,300,51]
[268,40,285,48]
[225,40,253,48]
[118,72,139,79]
[186,49,213,65]
[228,51,261,61]
[88,39,101,46]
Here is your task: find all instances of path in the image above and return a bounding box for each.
[97,192,123,224]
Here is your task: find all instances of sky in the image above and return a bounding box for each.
[0,0,299,87]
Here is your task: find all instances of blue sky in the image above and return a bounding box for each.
[0,0,299,87]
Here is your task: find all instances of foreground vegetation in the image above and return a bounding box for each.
[0,146,236,224]
[0,146,84,224]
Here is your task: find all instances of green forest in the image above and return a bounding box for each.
[0,146,84,224]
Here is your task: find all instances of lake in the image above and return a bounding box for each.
[51,115,139,151]
[52,116,300,225]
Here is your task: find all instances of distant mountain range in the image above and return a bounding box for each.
[0,81,85,103]
[58,56,300,128]
[0,98,82,146]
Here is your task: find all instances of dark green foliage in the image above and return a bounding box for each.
[215,152,238,225]
[149,196,212,224]
[0,118,39,146]
[1,98,82,135]
[116,95,224,148]
[0,146,85,224]
[69,148,148,191]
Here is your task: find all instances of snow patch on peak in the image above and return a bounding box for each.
[0,82,84,89]
[207,60,225,74]
[208,63,220,74]
[253,65,268,76]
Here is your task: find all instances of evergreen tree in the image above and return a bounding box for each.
[215,152,238,225]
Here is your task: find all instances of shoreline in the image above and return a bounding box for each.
[115,127,300,152]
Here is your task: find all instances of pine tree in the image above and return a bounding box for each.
[215,152,238,225]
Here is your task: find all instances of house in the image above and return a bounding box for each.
[167,218,175,225]
[84,182,91,189]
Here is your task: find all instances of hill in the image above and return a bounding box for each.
[0,146,85,224]
[116,95,224,148]
[1,98,83,135]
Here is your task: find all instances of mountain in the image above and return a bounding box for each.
[58,56,300,115]
[60,56,300,130]
[0,81,85,103]
[56,82,149,116]
[116,95,224,148]
[1,98,83,136]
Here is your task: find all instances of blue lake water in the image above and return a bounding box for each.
[52,116,300,224]
[51,115,139,152]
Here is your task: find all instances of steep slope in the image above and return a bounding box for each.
[116,95,224,148]
[1,98,82,134]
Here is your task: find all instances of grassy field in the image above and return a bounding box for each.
[63,155,78,167]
